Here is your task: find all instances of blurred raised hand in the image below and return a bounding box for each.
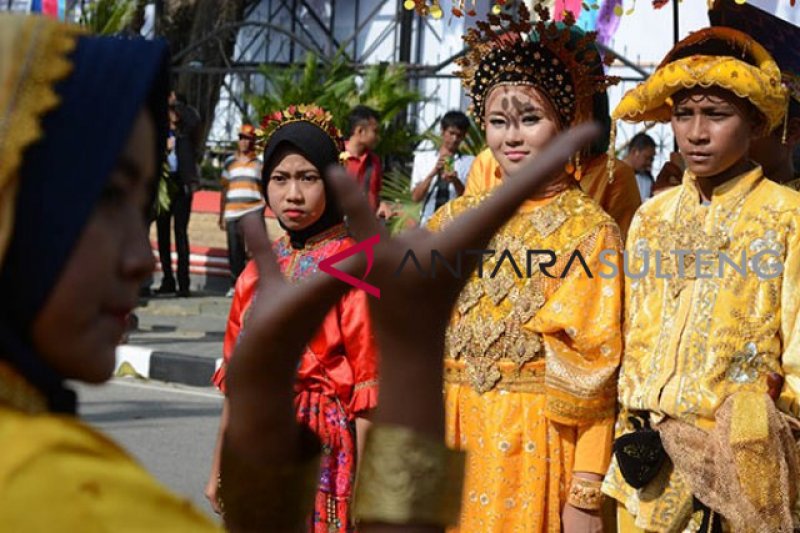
[221,123,601,531]
[326,123,602,439]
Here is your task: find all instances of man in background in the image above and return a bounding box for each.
[155,91,201,297]
[411,111,474,226]
[219,124,265,297]
[623,132,657,202]
[709,0,800,191]
[344,105,392,217]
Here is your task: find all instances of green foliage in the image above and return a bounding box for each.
[249,52,428,162]
[381,168,421,235]
[462,115,487,156]
[78,0,138,35]
[250,52,354,125]
[155,170,176,215]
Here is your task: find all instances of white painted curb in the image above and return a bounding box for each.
[115,344,223,385]
[115,345,153,378]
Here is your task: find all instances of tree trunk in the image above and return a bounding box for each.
[162,0,247,148]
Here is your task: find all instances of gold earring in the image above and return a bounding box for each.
[607,120,617,184]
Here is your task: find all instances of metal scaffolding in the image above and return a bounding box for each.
[168,0,649,145]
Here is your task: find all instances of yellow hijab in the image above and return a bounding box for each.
[0,14,80,267]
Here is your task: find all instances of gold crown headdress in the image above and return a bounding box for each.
[456,3,619,129]
[256,104,345,153]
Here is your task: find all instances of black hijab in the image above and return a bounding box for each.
[261,121,344,249]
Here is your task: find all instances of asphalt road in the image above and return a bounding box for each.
[75,377,223,522]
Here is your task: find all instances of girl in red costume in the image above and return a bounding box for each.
[206,106,378,532]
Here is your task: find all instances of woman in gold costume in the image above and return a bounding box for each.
[427,5,624,532]
[461,36,642,241]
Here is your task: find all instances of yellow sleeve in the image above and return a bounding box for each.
[573,420,615,474]
[0,411,220,532]
[532,223,624,428]
[608,160,642,243]
[464,148,500,197]
[778,209,800,417]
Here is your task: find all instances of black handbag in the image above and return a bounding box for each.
[612,414,666,489]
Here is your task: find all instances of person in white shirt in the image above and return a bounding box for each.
[411,111,475,225]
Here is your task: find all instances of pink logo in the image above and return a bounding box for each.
[319,234,381,298]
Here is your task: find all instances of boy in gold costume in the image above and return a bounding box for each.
[602,27,800,532]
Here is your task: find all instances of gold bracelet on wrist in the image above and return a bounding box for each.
[353,424,466,527]
[219,427,321,531]
[567,476,605,512]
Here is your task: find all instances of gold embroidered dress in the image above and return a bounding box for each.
[428,186,623,532]
[464,148,641,241]
[603,167,800,531]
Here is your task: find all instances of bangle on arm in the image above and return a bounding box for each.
[219,426,321,531]
[567,476,605,512]
[353,424,466,527]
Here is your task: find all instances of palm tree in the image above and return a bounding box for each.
[250,52,434,234]
[250,52,428,163]
[77,0,140,35]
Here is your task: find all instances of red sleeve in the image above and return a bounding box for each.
[371,153,383,209]
[339,289,379,415]
[211,260,259,394]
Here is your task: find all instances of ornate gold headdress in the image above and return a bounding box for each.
[256,104,344,153]
[608,26,789,180]
[456,3,618,129]
[403,0,482,19]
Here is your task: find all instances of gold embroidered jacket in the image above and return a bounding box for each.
[429,186,624,427]
[604,166,800,530]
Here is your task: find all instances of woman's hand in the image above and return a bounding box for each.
[562,503,603,533]
[563,472,605,533]
[224,121,601,449]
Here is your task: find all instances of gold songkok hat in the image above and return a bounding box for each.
[613,27,788,132]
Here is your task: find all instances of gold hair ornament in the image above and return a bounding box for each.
[257,104,345,154]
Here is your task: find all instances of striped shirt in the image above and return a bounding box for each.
[221,153,265,220]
